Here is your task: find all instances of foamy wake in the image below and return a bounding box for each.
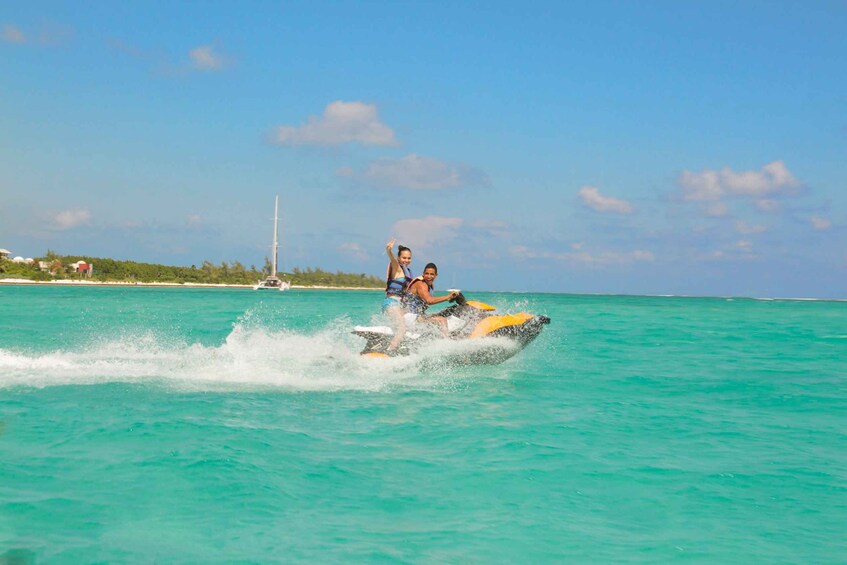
[0,321,517,391]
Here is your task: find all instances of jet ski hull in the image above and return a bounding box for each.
[353,295,550,364]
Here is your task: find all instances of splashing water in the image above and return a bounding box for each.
[0,318,522,391]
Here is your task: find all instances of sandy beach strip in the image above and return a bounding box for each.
[0,278,382,291]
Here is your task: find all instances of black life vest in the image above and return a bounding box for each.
[403,277,433,314]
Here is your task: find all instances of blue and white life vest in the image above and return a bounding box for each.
[385,264,413,297]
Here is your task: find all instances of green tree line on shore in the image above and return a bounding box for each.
[0,252,384,288]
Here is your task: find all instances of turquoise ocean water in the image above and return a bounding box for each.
[1,285,845,563]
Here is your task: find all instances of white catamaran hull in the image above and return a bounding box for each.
[254,276,291,291]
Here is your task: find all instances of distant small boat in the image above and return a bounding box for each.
[254,195,291,291]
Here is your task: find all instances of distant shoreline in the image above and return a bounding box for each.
[1,278,843,301]
[0,278,382,291]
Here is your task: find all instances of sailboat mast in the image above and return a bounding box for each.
[271,195,279,277]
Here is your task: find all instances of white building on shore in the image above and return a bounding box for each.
[1,250,94,277]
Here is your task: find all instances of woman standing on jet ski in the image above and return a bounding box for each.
[404,263,460,338]
[383,239,414,351]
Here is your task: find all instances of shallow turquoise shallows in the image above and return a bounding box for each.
[1,286,845,563]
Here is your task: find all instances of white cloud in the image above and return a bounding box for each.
[705,202,730,217]
[755,199,782,213]
[391,216,464,250]
[632,250,655,261]
[735,240,753,253]
[189,45,227,71]
[679,160,801,202]
[510,245,654,265]
[1,23,71,46]
[469,219,510,237]
[342,154,489,190]
[272,101,398,146]
[52,209,90,230]
[186,214,203,226]
[705,241,761,262]
[2,25,25,44]
[578,186,634,214]
[810,215,832,231]
[735,221,767,235]
[108,39,229,75]
[339,241,368,260]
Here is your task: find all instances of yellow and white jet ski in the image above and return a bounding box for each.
[353,293,551,364]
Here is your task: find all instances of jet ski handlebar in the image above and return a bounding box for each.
[449,292,467,305]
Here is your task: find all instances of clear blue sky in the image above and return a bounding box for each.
[2,1,845,297]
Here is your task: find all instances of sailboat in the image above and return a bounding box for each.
[254,195,291,291]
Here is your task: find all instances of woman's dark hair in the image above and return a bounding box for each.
[398,245,411,255]
[423,262,438,274]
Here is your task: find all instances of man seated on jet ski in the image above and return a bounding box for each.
[403,262,460,338]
